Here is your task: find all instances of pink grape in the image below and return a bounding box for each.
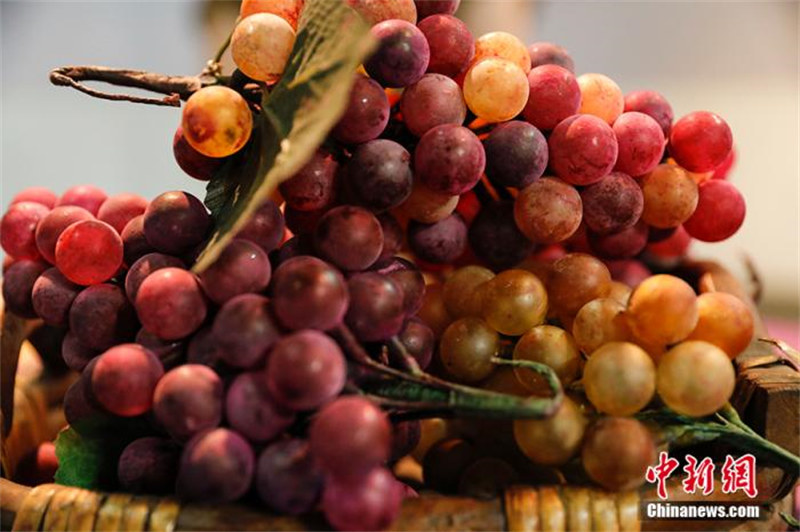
[97,193,148,233]
[57,185,107,215]
[624,90,673,136]
[523,65,581,131]
[580,172,644,235]
[271,256,349,331]
[418,14,474,78]
[213,294,281,368]
[153,364,223,442]
[669,111,733,172]
[2,260,48,318]
[280,149,339,212]
[61,331,98,372]
[408,213,467,264]
[31,267,81,327]
[135,268,207,340]
[332,74,390,145]
[613,112,665,176]
[256,439,324,516]
[415,0,460,18]
[120,214,155,266]
[55,220,123,286]
[346,273,406,342]
[236,199,285,253]
[91,343,163,417]
[365,20,430,88]
[143,191,210,255]
[124,252,185,303]
[34,206,94,264]
[589,221,649,259]
[314,206,384,271]
[172,126,222,181]
[683,180,745,242]
[400,74,466,137]
[69,283,138,350]
[322,467,403,532]
[415,124,485,195]
[528,41,575,72]
[198,239,270,304]
[548,114,618,186]
[10,187,58,209]
[1,201,50,260]
[226,372,295,443]
[118,437,180,494]
[483,121,548,189]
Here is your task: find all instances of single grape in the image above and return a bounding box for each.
[322,467,403,532]
[400,74,466,137]
[572,298,631,355]
[548,253,612,318]
[227,372,295,443]
[407,214,467,264]
[577,73,624,124]
[236,200,285,253]
[10,187,58,209]
[332,74,390,145]
[198,239,270,304]
[669,111,733,172]
[2,260,48,318]
[588,220,649,260]
[120,214,154,266]
[346,140,413,212]
[580,172,643,235]
[468,201,535,271]
[176,428,255,503]
[548,114,618,186]
[513,325,581,391]
[583,341,656,416]
[54,220,122,286]
[608,281,633,305]
[213,294,281,367]
[657,341,735,417]
[347,0,417,24]
[232,13,295,83]
[522,64,581,131]
[118,437,180,494]
[373,257,426,316]
[473,31,531,73]
[135,328,185,369]
[61,331,98,372]
[280,149,338,212]
[69,284,138,350]
[181,86,252,158]
[152,364,223,441]
[97,193,148,234]
[416,282,452,338]
[256,439,324,516]
[186,326,221,367]
[135,268,206,340]
[513,397,586,465]
[712,147,736,180]
[143,191,210,256]
[124,252,184,304]
[415,0,459,18]
[527,41,575,72]
[271,256,349,330]
[639,164,699,229]
[397,318,435,370]
[376,214,404,264]
[439,317,498,383]
[172,126,223,181]
[607,259,652,288]
[613,112,665,176]
[346,273,405,341]
[313,206,383,271]
[309,396,391,480]
[31,267,81,326]
[685,292,754,359]
[1,202,50,260]
[34,206,94,264]
[418,14,474,78]
[481,269,548,336]
[415,124,485,195]
[624,90,673,136]
[57,185,107,215]
[682,180,745,242]
[581,417,656,491]
[91,343,163,416]
[398,181,459,223]
[626,274,698,346]
[463,58,529,122]
[483,121,548,189]
[514,177,582,244]
[365,19,429,88]
[443,265,494,319]
[240,0,305,30]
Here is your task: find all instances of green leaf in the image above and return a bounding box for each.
[194,0,375,272]
[54,426,118,489]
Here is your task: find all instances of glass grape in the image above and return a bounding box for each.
[522,65,581,131]
[583,341,656,416]
[442,265,495,319]
[513,397,586,465]
[685,292,754,359]
[669,111,733,172]
[639,164,699,229]
[473,31,531,73]
[198,239,270,304]
[256,439,323,516]
[439,317,499,383]
[463,58,529,122]
[399,74,466,137]
[408,213,468,264]
[547,253,612,317]
[135,268,207,341]
[97,193,148,234]
[2,260,48,318]
[468,201,535,271]
[213,294,281,368]
[548,114,618,186]
[345,273,406,342]
[414,124,485,195]
[682,180,745,242]
[365,20,430,88]
[417,14,474,78]
[280,149,339,212]
[1,202,50,260]
[481,269,548,335]
[69,283,138,350]
[624,90,673,136]
[612,111,665,176]
[231,13,296,83]
[514,177,582,244]
[581,417,656,491]
[143,191,210,256]
[226,371,295,443]
[57,185,107,216]
[577,73,624,124]
[31,267,81,327]
[572,298,631,355]
[626,274,698,345]
[181,86,252,158]
[398,181,459,223]
[91,343,163,417]
[346,140,413,212]
[332,74,390,145]
[271,256,349,331]
[118,437,180,494]
[125,252,185,303]
[483,121,548,189]
[513,325,581,391]
[580,172,644,235]
[527,41,575,72]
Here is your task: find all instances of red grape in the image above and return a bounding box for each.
[400,74,466,137]
[613,112,665,176]
[271,256,349,331]
[418,14,474,78]
[143,191,210,255]
[124,252,185,303]
[523,65,581,131]
[606,259,652,288]
[548,114,618,186]
[712,146,736,180]
[236,199,285,253]
[397,317,435,369]
[91,343,163,417]
[34,206,94,264]
[186,326,221,368]
[624,90,673,136]
[2,260,48,318]
[97,193,148,233]
[10,187,58,209]
[669,111,733,172]
[469,201,535,270]
[120,214,155,266]
[172,126,223,181]
[135,328,184,369]
[57,185,107,215]
[153,364,223,441]
[135,268,206,340]
[346,140,413,212]
[332,74,390,145]
[69,283,138,350]
[198,239,270,304]
[589,221,649,259]
[346,273,406,342]
[280,149,339,212]
[256,439,324,516]
[514,177,582,244]
[415,0,460,18]
[365,20,430,88]
[226,372,295,443]
[414,124,485,195]
[527,41,575,72]
[314,206,384,271]
[1,201,50,260]
[408,213,468,264]
[376,214,404,263]
[61,331,98,372]
[31,267,81,327]
[580,172,643,235]
[55,220,123,286]
[118,437,180,494]
[683,180,745,242]
[647,225,691,259]
[483,121,548,189]
[213,294,281,368]
[322,467,403,532]
[284,205,326,235]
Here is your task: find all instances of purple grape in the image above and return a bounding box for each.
[118,437,180,494]
[2,260,48,318]
[135,328,185,369]
[391,420,422,461]
[418,15,474,78]
[415,0,460,18]
[176,428,255,503]
[415,124,485,195]
[589,221,649,259]
[135,268,207,341]
[256,439,324,515]
[407,213,467,264]
[120,215,155,267]
[283,205,326,235]
[266,330,346,411]
[69,284,138,350]
[226,372,295,443]
[280,149,339,212]
[322,467,403,531]
[377,214,403,263]
[271,256,350,331]
[61,331,98,372]
[91,343,163,417]
[272,235,314,268]
[333,74,390,145]
[186,326,220,367]
[397,318,435,370]
[580,171,644,235]
[125,252,185,303]
[468,201,535,271]
[198,239,271,304]
[314,206,384,271]
[399,74,467,137]
[63,366,103,429]
[346,273,406,342]
[373,257,426,316]
[365,20,430,88]
[346,140,413,212]
[212,294,281,368]
[143,191,211,255]
[153,364,223,442]
[528,41,575,72]
[173,126,223,181]
[236,200,285,253]
[483,121,548,189]
[31,267,81,327]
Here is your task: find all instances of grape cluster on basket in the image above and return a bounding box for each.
[0,0,757,530]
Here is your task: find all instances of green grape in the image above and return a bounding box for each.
[481,269,548,336]
[548,253,612,318]
[231,13,296,83]
[439,317,499,383]
[626,274,698,346]
[572,298,631,355]
[463,58,530,123]
[443,265,495,319]
[583,342,656,416]
[513,397,586,466]
[581,417,656,491]
[182,86,252,158]
[513,325,581,392]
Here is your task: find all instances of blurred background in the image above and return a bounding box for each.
[1,1,797,345]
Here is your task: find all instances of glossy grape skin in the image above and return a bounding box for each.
[548,114,618,186]
[398,318,435,370]
[483,121,548,189]
[1,202,50,260]
[332,75,390,145]
[271,256,349,330]
[266,330,346,411]
[408,214,468,264]
[418,14,474,78]
[10,187,58,209]
[473,31,531,73]
[685,292,754,359]
[468,201,535,271]
[572,298,631,355]
[683,180,745,242]
[438,317,498,383]
[91,344,163,416]
[528,41,574,72]
[416,282,452,338]
[322,467,403,532]
[346,140,413,212]
[2,260,48,318]
[172,126,222,181]
[236,200,285,253]
[97,193,148,234]
[624,90,673,136]
[118,437,180,494]
[346,0,416,24]
[240,0,305,29]
[120,215,153,266]
[481,269,548,336]
[463,58,529,123]
[346,273,405,342]
[580,172,643,235]
[639,164,699,229]
[581,417,656,491]
[61,331,98,372]
[577,73,624,124]
[375,257,426,316]
[143,191,211,255]
[232,13,295,83]
[583,342,656,416]
[31,267,80,326]
[669,111,733,172]
[513,325,581,391]
[256,439,323,515]
[548,253,612,317]
[522,65,581,132]
[124,252,184,303]
[400,74,466,137]
[54,220,122,286]
[57,185,107,215]
[69,284,138,350]
[626,274,698,346]
[612,112,665,176]
[152,364,223,441]
[443,265,494,319]
[514,177,582,244]
[225,372,293,444]
[135,268,207,341]
[176,428,255,503]
[279,149,338,212]
[513,397,586,466]
[657,341,735,417]
[213,294,281,368]
[588,220,649,260]
[181,86,252,158]
[398,181,459,223]
[415,124,485,195]
[34,206,94,264]
[365,20,429,88]
[309,396,391,480]
[198,239,270,304]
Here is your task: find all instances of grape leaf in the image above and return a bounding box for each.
[54,426,119,489]
[193,0,375,272]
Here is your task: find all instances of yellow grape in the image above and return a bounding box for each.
[439,317,499,383]
[443,265,495,319]
[577,73,624,124]
[481,269,548,336]
[608,281,632,306]
[398,181,459,224]
[583,342,656,416]
[572,298,631,355]
[581,417,656,491]
[666,157,713,184]
[481,367,529,397]
[239,0,305,30]
[657,341,735,417]
[626,274,698,345]
[463,58,530,123]
[548,253,612,318]
[640,164,699,228]
[513,325,581,392]
[513,397,586,466]
[231,13,296,83]
[182,86,253,158]
[416,282,452,338]
[473,31,531,73]
[346,0,417,25]
[685,292,754,359]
